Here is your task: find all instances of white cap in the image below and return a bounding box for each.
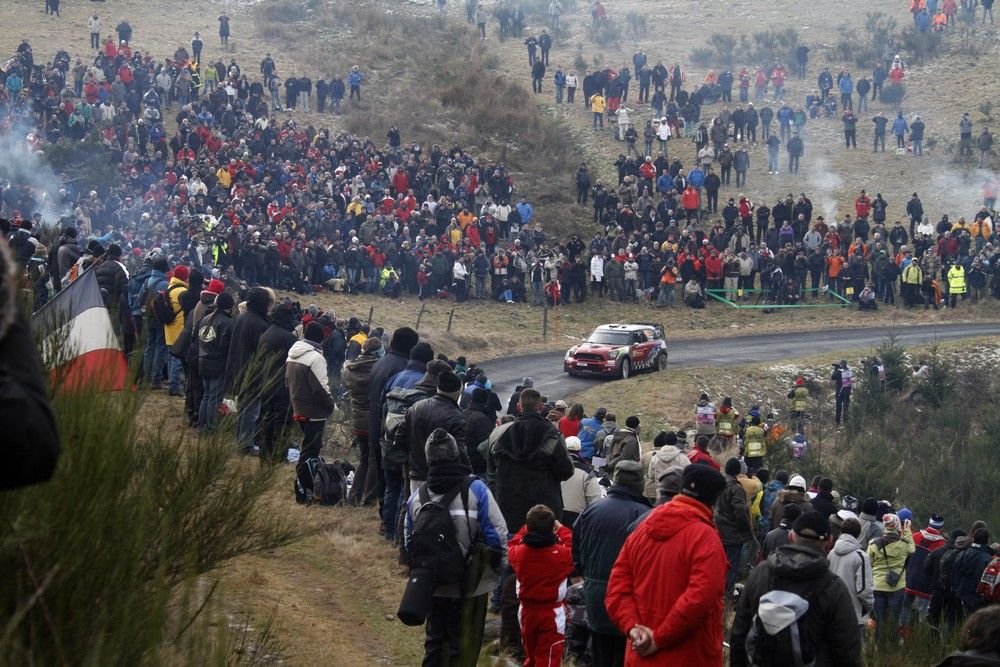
[788,475,808,491]
[565,436,581,452]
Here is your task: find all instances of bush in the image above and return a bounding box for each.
[879,83,906,106]
[43,137,119,196]
[0,368,299,663]
[624,11,647,36]
[586,19,622,46]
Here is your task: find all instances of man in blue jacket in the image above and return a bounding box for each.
[577,407,606,461]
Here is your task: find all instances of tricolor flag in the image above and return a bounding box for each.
[31,267,129,391]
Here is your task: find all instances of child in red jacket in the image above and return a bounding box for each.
[508,504,575,667]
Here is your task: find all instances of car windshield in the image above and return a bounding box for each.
[587,330,632,345]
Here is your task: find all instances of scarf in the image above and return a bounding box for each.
[425,461,473,494]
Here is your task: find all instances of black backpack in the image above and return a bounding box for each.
[408,477,473,586]
[151,283,184,325]
[294,457,349,506]
[745,577,820,667]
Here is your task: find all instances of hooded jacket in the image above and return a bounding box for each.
[715,474,754,545]
[769,488,813,531]
[606,494,726,665]
[905,527,946,597]
[403,393,468,482]
[285,340,335,420]
[729,544,861,667]
[224,288,271,394]
[196,308,233,379]
[731,543,863,667]
[341,352,379,433]
[828,532,874,624]
[560,455,605,518]
[257,308,298,400]
[645,446,690,500]
[493,411,574,533]
[572,485,650,635]
[162,275,189,346]
[868,527,915,592]
[607,426,640,472]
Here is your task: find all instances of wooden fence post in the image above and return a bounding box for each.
[447,307,455,332]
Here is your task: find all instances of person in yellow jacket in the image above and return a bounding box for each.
[867,514,915,644]
[216,165,233,189]
[970,214,992,251]
[900,257,923,307]
[163,265,190,396]
[742,415,768,475]
[590,92,606,130]
[346,195,364,218]
[947,262,966,308]
[786,376,810,434]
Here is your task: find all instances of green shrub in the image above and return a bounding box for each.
[586,19,622,47]
[879,83,906,106]
[0,369,299,663]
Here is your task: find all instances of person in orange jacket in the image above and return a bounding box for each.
[681,185,700,222]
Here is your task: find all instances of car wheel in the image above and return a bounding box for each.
[619,358,631,380]
[655,352,668,372]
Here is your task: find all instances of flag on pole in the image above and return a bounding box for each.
[31,267,129,391]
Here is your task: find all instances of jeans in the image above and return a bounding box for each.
[593,112,604,128]
[873,590,904,642]
[724,541,746,595]
[236,396,262,451]
[836,388,851,425]
[199,376,224,431]
[555,86,564,103]
[768,151,779,172]
[142,323,167,385]
[913,138,923,155]
[657,283,676,306]
[167,354,184,393]
[382,466,404,540]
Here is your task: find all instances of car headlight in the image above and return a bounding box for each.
[566,347,577,359]
[608,347,622,359]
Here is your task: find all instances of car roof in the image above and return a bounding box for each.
[595,323,661,332]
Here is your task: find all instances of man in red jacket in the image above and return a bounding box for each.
[606,465,727,665]
[508,504,575,667]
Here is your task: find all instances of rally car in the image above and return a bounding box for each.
[564,323,668,379]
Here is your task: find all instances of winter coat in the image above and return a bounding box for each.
[341,353,378,433]
[560,457,605,518]
[162,276,189,346]
[952,544,997,613]
[404,477,507,598]
[858,511,884,548]
[257,320,297,401]
[577,415,604,459]
[715,475,754,545]
[509,524,575,607]
[196,309,233,379]
[811,490,838,519]
[285,340,335,420]
[224,292,271,394]
[645,446,690,500]
[366,350,411,451]
[769,488,813,531]
[732,543,863,667]
[404,394,468,482]
[464,404,495,475]
[607,427,640,472]
[606,494,726,666]
[905,527,947,597]
[493,412,574,533]
[828,533,875,624]
[572,486,652,635]
[868,528,916,592]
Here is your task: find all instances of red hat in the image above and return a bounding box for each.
[203,279,225,296]
[173,265,190,282]
[795,376,805,386]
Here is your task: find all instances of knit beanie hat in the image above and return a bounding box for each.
[362,336,383,354]
[929,514,945,530]
[657,467,684,500]
[389,326,419,354]
[860,497,879,516]
[203,278,226,296]
[214,291,235,312]
[680,465,727,507]
[793,511,832,540]
[437,370,462,393]
[883,513,901,533]
[898,507,913,523]
[410,341,434,363]
[612,460,645,496]
[425,428,460,464]
[724,458,743,476]
[173,264,190,282]
[304,322,325,344]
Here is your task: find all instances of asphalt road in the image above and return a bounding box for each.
[484,322,999,400]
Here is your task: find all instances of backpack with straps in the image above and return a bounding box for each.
[977,555,1000,603]
[408,477,473,587]
[151,283,184,325]
[745,579,820,667]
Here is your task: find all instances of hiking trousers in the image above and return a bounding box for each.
[423,594,488,667]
